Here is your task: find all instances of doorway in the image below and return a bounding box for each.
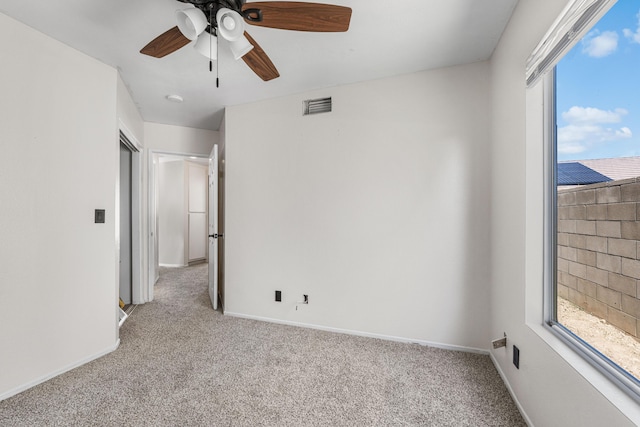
[148,149,223,310]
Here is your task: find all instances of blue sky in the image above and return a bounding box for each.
[556,0,640,161]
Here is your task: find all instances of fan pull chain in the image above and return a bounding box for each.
[207,5,218,88]
[209,6,213,73]
[216,26,220,88]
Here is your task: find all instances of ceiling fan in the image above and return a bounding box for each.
[140,0,352,82]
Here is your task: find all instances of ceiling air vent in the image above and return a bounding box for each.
[303,97,332,116]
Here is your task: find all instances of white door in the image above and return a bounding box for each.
[149,154,159,301]
[208,145,219,310]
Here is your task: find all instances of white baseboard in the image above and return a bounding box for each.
[0,339,120,402]
[224,311,488,355]
[489,353,533,426]
[159,263,186,268]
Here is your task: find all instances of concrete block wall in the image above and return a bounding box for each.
[557,177,640,337]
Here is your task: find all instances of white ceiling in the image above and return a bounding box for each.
[0,0,518,131]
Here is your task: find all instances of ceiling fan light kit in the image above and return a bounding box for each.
[175,8,209,40]
[140,1,352,82]
[216,8,244,40]
[194,32,218,60]
[216,7,254,60]
[229,36,254,60]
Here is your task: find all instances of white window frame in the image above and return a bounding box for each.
[543,69,640,401]
[539,5,640,398]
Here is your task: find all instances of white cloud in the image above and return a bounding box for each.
[561,106,627,124]
[623,10,640,44]
[581,30,618,57]
[558,107,632,155]
[616,127,632,138]
[557,141,587,155]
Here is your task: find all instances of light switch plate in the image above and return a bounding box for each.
[95,209,105,224]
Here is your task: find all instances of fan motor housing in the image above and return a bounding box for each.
[178,0,245,11]
[177,0,247,27]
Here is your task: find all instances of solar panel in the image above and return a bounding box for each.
[557,162,612,185]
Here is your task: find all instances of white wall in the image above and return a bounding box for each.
[218,116,227,304]
[158,160,187,266]
[490,0,640,424]
[0,13,119,398]
[224,62,492,350]
[117,75,144,143]
[144,123,218,154]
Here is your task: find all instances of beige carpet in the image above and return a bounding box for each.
[0,264,525,426]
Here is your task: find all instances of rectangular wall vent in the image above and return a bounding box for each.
[303,97,332,116]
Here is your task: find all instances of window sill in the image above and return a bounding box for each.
[527,321,640,422]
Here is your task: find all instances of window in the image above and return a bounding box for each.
[539,0,640,400]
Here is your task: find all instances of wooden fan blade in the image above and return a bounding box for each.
[242,2,351,32]
[242,32,280,81]
[140,26,191,58]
